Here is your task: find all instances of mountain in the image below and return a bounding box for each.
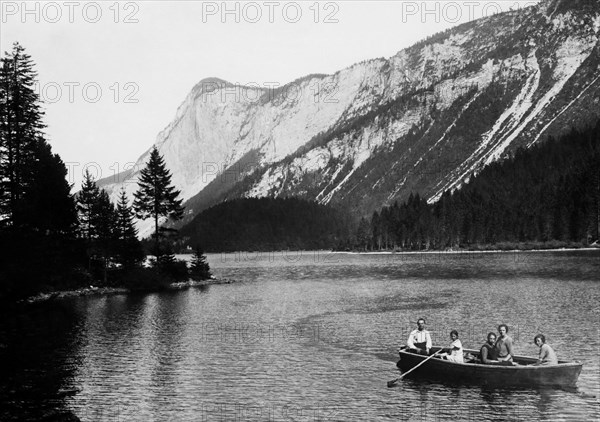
[98,0,600,238]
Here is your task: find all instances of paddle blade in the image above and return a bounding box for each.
[387,379,399,388]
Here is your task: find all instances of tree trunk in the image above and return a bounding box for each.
[596,167,599,241]
[154,214,159,259]
[103,257,107,285]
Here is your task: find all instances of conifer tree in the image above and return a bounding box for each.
[0,43,82,297]
[133,146,183,257]
[114,188,144,267]
[0,42,45,228]
[189,246,211,280]
[89,189,116,284]
[92,189,115,243]
[32,142,76,232]
[356,217,371,251]
[77,169,101,240]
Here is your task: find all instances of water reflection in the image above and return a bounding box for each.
[1,250,599,421]
[148,292,189,417]
[0,302,85,421]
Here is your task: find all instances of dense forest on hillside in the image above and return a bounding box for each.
[178,197,353,251]
[177,121,599,253]
[356,120,600,251]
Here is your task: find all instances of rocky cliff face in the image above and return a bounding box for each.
[98,0,600,237]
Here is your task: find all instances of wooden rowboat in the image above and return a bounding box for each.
[396,346,582,388]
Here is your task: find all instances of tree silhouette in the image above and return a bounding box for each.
[21,140,77,234]
[189,246,211,280]
[133,146,183,257]
[89,189,115,283]
[0,42,45,228]
[0,43,83,298]
[114,188,144,268]
[77,169,101,240]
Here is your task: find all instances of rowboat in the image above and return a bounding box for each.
[395,346,582,388]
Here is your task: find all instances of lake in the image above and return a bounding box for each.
[1,250,599,421]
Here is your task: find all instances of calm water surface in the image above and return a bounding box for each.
[1,250,599,421]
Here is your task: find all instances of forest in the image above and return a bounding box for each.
[178,197,353,252]
[355,121,600,251]
[0,43,209,301]
[180,120,599,253]
[2,42,598,301]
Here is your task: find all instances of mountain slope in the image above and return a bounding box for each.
[99,0,600,237]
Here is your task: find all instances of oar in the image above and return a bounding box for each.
[387,348,444,388]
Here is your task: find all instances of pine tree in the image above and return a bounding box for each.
[21,141,77,234]
[189,246,211,280]
[92,189,115,243]
[133,146,183,257]
[0,42,46,228]
[356,217,371,251]
[76,171,116,281]
[114,188,144,267]
[77,169,101,240]
[0,43,82,297]
[89,189,116,284]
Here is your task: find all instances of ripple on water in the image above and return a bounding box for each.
[1,251,599,421]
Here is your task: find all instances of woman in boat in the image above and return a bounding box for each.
[495,324,514,362]
[480,332,500,364]
[533,334,558,365]
[439,330,464,363]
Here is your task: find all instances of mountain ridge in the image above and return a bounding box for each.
[98,0,600,237]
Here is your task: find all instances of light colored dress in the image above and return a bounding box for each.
[446,339,464,363]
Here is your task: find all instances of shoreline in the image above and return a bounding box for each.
[22,277,235,304]
[21,247,598,304]
[332,247,600,255]
[192,244,600,256]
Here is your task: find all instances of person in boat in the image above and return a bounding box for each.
[494,324,514,362]
[439,330,464,363]
[533,334,558,365]
[406,318,432,355]
[480,332,500,364]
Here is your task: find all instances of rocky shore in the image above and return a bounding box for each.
[23,277,235,304]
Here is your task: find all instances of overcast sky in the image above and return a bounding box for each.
[1,0,540,187]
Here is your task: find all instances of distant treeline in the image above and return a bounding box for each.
[356,121,600,251]
[178,197,353,252]
[178,121,599,253]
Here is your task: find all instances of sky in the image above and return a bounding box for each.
[1,0,541,188]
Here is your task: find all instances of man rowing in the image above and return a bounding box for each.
[406,318,432,355]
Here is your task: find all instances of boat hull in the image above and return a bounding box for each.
[397,347,582,388]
